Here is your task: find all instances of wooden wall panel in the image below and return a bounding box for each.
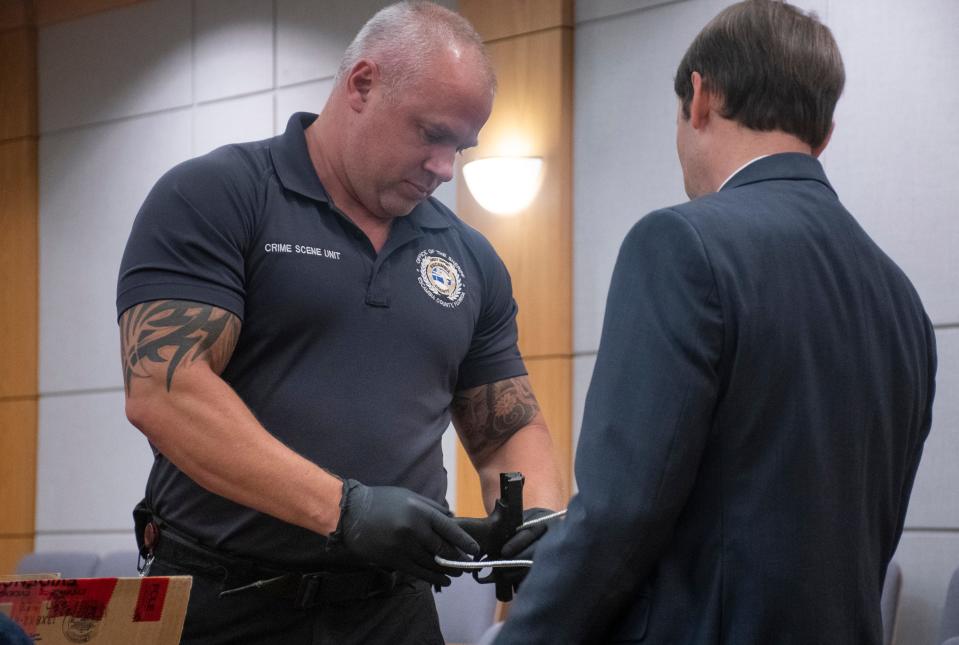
[458,28,574,359]
[0,139,39,399]
[0,27,37,140]
[0,537,34,575]
[1,0,145,29]
[456,0,573,517]
[35,0,145,26]
[0,0,33,31]
[0,11,37,574]
[0,400,38,536]
[454,445,484,519]
[525,357,572,485]
[464,0,573,42]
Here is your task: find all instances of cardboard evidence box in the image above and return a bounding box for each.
[0,575,191,644]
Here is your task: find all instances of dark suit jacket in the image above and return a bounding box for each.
[496,153,936,644]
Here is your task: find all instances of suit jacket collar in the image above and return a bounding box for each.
[720,152,836,196]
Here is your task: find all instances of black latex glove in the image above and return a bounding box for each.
[500,507,556,559]
[331,479,480,587]
[498,507,557,589]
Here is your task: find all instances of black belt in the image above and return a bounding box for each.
[148,523,403,609]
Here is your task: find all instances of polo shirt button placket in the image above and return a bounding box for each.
[364,231,393,308]
[365,267,390,308]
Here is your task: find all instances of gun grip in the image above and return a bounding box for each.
[495,472,524,602]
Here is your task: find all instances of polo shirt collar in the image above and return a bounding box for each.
[271,112,330,203]
[271,111,452,230]
[409,197,453,229]
[720,152,836,196]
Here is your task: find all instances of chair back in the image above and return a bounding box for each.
[93,550,140,577]
[881,560,902,645]
[15,551,99,578]
[939,566,959,645]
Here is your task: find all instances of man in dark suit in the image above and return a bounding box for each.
[495,1,936,643]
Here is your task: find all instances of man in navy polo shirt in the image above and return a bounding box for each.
[116,2,564,643]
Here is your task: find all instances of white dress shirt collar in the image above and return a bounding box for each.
[718,155,770,191]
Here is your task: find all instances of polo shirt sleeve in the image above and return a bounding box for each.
[116,146,257,321]
[455,239,527,390]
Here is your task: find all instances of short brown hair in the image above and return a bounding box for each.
[674,0,844,148]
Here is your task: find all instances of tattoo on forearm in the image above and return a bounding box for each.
[120,300,240,394]
[452,377,540,460]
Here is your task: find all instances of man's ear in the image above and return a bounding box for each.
[346,59,376,112]
[812,122,834,158]
[688,71,724,131]
[689,71,712,130]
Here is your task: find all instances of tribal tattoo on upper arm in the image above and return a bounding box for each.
[119,300,240,395]
[452,376,541,462]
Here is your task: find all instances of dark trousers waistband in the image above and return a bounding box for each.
[148,521,403,608]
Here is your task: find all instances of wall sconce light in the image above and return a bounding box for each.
[462,156,544,215]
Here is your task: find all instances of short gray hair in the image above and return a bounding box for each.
[334,1,495,96]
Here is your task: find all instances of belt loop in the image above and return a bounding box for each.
[295,574,323,609]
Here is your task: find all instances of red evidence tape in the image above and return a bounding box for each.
[133,577,170,622]
[43,578,118,621]
[0,577,118,628]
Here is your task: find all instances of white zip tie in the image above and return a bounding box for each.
[435,508,568,570]
[518,508,567,530]
[434,556,533,569]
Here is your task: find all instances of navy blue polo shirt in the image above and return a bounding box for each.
[117,112,526,566]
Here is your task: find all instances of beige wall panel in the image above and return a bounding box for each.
[0,536,34,575]
[456,357,572,518]
[456,28,574,359]
[35,0,145,26]
[0,26,36,140]
[460,0,572,42]
[0,400,38,535]
[0,139,38,399]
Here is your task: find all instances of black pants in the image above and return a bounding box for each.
[146,557,445,645]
